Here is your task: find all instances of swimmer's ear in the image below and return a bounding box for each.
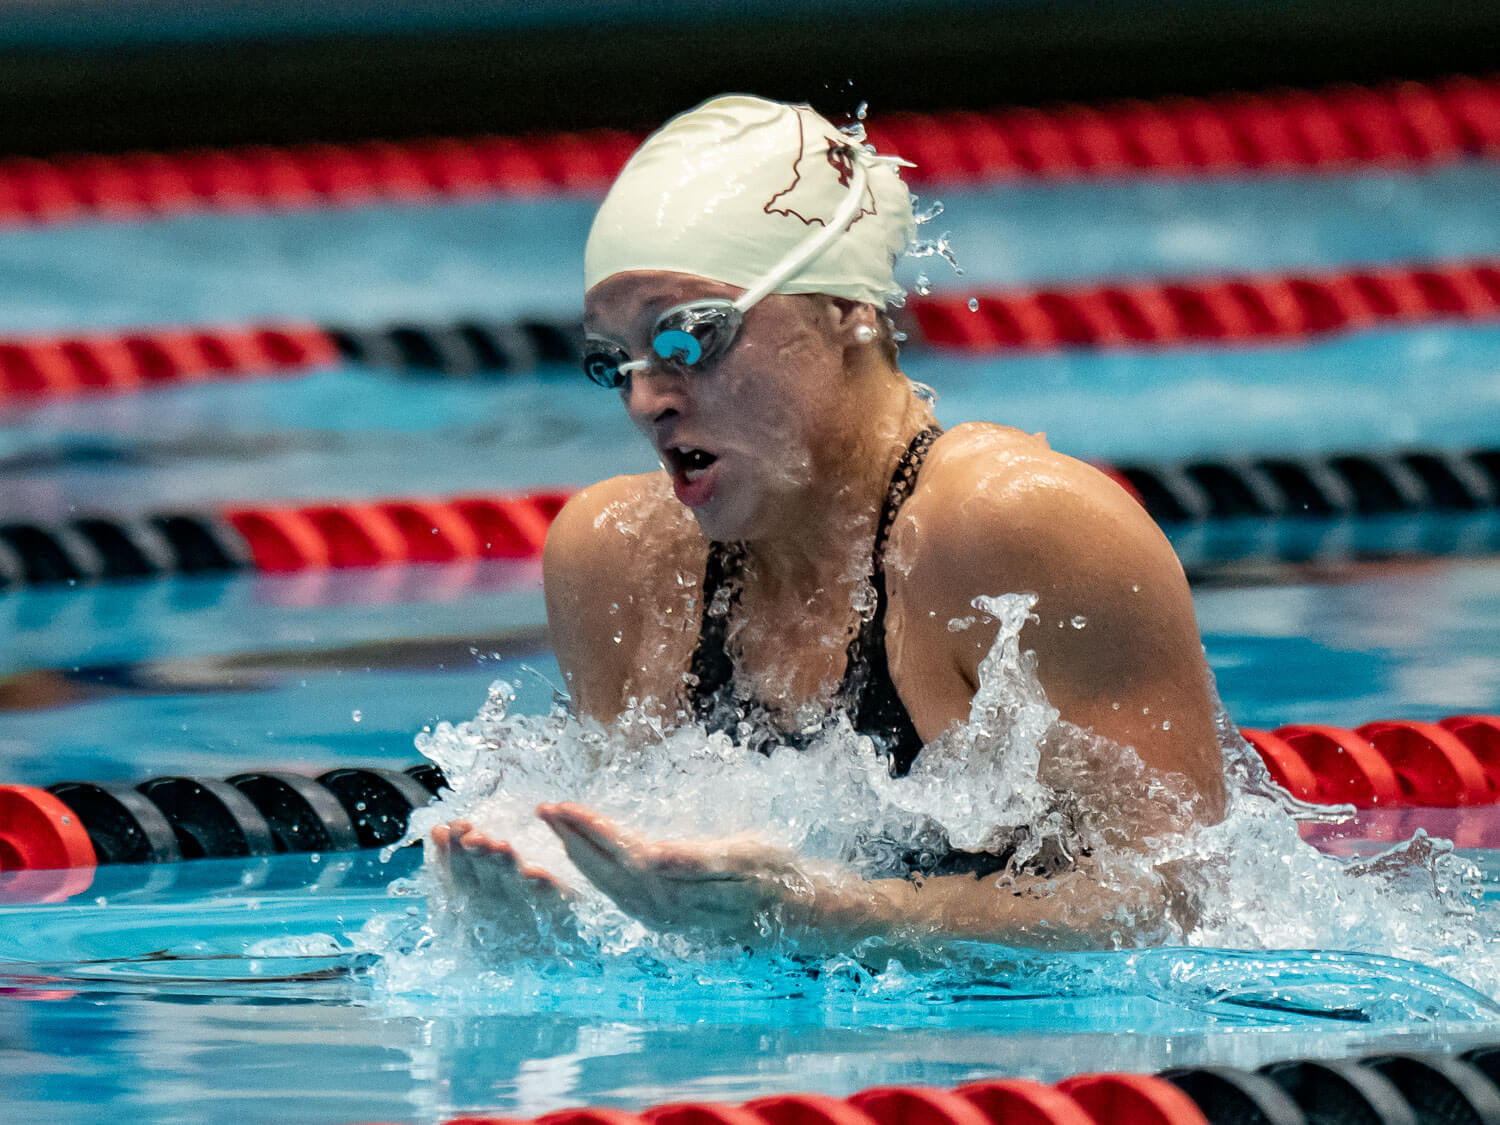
[828,297,881,347]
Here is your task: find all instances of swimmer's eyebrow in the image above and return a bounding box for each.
[586,290,708,342]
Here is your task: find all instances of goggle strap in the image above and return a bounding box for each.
[733,150,874,312]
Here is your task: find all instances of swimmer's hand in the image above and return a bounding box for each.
[428,819,579,948]
[537,802,818,946]
[536,803,1185,956]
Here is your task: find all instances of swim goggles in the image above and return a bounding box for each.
[582,141,877,389]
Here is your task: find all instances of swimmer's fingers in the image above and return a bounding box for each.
[538,806,802,934]
[537,803,652,907]
[536,803,640,863]
[431,818,574,912]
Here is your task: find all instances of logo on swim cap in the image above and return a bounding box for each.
[763,109,878,231]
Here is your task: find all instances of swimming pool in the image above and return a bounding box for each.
[3,83,1500,1125]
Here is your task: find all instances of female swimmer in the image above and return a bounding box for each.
[431,96,1226,953]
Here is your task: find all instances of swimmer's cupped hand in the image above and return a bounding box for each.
[428,818,579,946]
[536,801,817,940]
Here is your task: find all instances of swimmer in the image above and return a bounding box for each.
[433,96,1226,953]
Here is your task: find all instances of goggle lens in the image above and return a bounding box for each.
[581,341,633,388]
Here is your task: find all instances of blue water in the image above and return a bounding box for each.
[2,153,1500,1124]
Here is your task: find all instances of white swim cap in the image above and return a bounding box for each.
[585,95,915,308]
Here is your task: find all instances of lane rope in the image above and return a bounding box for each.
[1,75,1497,227]
[0,490,569,590]
[4,256,1500,404]
[337,1047,1500,1125]
[4,447,1500,592]
[2,714,1497,880]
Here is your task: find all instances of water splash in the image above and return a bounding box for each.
[377,593,1500,1023]
[908,230,964,278]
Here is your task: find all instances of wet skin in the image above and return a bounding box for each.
[431,270,1227,952]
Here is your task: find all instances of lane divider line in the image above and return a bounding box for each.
[0,490,569,590]
[909,260,1500,352]
[2,714,1498,882]
[2,75,1497,227]
[4,446,1500,594]
[339,1048,1500,1125]
[0,322,339,401]
[6,256,1500,404]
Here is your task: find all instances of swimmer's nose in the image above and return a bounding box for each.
[623,365,689,427]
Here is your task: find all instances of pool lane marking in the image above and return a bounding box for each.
[3,258,1500,403]
[1,74,1497,228]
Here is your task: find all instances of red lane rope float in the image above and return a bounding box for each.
[3,75,1499,227]
[221,491,569,572]
[3,252,1498,406]
[0,322,338,402]
[0,784,97,902]
[1242,716,1500,808]
[952,1081,1099,1125]
[1054,1074,1210,1125]
[905,260,1500,353]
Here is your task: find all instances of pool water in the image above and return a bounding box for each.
[1,142,1499,1124]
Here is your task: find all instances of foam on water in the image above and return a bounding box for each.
[375,593,1500,1024]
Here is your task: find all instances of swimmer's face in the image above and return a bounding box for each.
[585,271,852,541]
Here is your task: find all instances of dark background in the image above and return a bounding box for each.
[1,0,1496,155]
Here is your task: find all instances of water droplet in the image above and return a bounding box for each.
[611,632,623,645]
[913,199,945,224]
[1162,720,1172,731]
[1071,615,1087,629]
[351,709,363,722]
[1132,584,1141,593]
[1111,701,1121,710]
[914,273,932,296]
[968,297,980,312]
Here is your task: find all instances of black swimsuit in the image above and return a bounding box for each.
[685,426,940,777]
[683,424,1074,881]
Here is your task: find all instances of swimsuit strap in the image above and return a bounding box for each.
[688,425,944,766]
[687,540,743,716]
[872,425,943,582]
[842,424,942,776]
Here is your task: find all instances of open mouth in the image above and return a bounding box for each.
[664,445,719,482]
[662,445,721,507]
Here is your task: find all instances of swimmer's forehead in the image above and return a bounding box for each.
[584,271,745,338]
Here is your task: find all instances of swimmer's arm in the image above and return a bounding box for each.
[895,438,1225,823]
[538,803,1189,956]
[543,479,647,721]
[799,864,1185,955]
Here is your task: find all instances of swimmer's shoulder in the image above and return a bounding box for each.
[896,421,1176,581]
[544,473,706,719]
[544,472,708,627]
[545,473,701,574]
